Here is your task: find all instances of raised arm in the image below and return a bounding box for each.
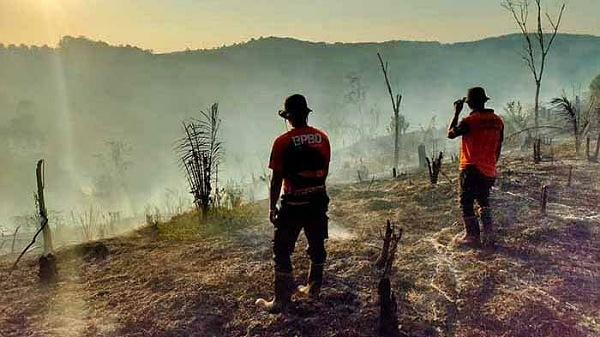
[447,98,469,139]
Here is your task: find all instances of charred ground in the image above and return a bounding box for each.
[1,149,599,337]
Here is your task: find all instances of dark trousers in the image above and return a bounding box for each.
[273,192,329,274]
[459,165,495,218]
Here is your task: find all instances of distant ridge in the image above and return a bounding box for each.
[2,33,599,55]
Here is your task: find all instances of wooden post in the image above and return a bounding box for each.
[541,185,548,215]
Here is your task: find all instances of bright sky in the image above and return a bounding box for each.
[0,0,598,52]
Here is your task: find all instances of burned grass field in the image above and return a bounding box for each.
[1,153,599,337]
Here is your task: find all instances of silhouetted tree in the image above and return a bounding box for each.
[377,53,404,172]
[177,103,223,220]
[502,0,566,133]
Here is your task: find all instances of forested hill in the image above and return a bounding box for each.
[0,33,599,217]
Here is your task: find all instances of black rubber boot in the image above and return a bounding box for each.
[456,216,481,248]
[297,263,324,299]
[479,207,495,248]
[255,272,294,314]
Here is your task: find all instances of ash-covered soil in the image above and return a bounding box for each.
[1,154,599,337]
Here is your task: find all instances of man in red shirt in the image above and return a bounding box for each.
[447,87,504,248]
[256,94,331,313]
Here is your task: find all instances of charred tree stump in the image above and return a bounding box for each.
[375,220,393,269]
[378,277,399,337]
[587,135,600,163]
[392,168,397,178]
[375,221,403,336]
[541,185,549,215]
[39,254,57,283]
[425,152,444,184]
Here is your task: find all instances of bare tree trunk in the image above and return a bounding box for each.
[394,113,400,170]
[36,160,53,256]
[36,160,56,283]
[534,81,541,132]
[377,53,403,172]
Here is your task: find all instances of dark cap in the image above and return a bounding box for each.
[278,94,312,119]
[465,87,490,104]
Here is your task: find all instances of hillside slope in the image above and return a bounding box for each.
[1,33,600,217]
[1,151,599,337]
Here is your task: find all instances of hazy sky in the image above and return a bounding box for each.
[0,0,598,52]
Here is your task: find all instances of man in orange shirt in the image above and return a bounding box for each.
[448,87,504,248]
[256,94,331,313]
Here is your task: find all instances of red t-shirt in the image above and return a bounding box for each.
[269,126,331,195]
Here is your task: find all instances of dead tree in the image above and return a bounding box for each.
[176,103,223,220]
[11,160,56,282]
[426,152,444,184]
[586,134,600,163]
[377,53,404,173]
[375,220,403,336]
[36,160,56,282]
[502,0,566,133]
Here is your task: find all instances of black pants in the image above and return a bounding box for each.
[459,165,495,218]
[273,192,329,274]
